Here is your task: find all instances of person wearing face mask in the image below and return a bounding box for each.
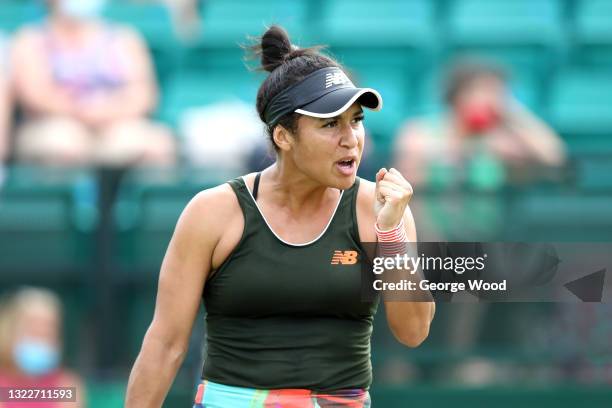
[391,62,567,380]
[394,60,566,191]
[0,288,84,408]
[10,0,175,167]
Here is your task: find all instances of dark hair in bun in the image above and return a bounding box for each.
[257,25,294,72]
[248,25,343,150]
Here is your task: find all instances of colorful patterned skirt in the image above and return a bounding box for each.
[193,380,371,408]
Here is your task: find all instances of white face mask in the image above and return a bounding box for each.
[58,0,106,20]
[13,339,60,376]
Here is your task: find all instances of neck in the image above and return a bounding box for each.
[264,156,338,215]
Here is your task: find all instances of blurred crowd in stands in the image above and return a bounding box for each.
[0,0,610,406]
[0,0,568,187]
[3,0,176,168]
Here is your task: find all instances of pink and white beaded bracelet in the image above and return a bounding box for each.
[375,218,408,256]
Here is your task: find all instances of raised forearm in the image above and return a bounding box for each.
[503,103,566,166]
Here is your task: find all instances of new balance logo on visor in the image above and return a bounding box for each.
[331,250,358,265]
[325,71,352,88]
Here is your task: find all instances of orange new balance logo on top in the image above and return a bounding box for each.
[331,250,358,265]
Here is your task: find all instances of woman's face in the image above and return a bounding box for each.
[288,102,365,190]
[8,302,61,376]
[453,75,507,133]
[14,303,60,349]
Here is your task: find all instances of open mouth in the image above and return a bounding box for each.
[335,158,356,175]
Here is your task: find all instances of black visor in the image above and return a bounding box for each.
[263,67,383,127]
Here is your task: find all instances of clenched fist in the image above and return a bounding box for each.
[374,168,413,231]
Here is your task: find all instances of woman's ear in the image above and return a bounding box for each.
[272,124,295,152]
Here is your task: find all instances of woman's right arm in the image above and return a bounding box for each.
[125,189,225,407]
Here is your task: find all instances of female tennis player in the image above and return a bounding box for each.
[125,25,435,408]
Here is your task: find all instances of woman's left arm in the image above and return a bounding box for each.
[383,208,435,347]
[373,168,435,347]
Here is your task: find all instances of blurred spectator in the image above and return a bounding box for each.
[392,61,569,360]
[394,60,566,190]
[0,287,84,407]
[11,0,175,167]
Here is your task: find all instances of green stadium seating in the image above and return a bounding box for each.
[509,191,612,240]
[121,284,157,364]
[200,0,308,47]
[86,382,125,408]
[575,157,612,191]
[182,0,308,73]
[351,67,413,144]
[548,69,612,154]
[104,2,176,47]
[446,0,565,74]
[315,0,436,74]
[370,385,612,408]
[573,0,612,66]
[0,1,43,33]
[448,0,563,46]
[156,69,261,127]
[0,167,97,278]
[316,0,436,48]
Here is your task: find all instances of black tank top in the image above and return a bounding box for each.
[201,176,379,391]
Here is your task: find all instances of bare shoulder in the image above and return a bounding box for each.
[191,182,238,209]
[187,182,240,223]
[178,182,241,243]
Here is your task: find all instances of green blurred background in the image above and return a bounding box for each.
[1,0,612,406]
